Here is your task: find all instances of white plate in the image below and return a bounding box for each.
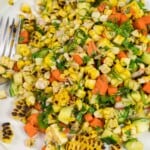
[0,0,150,150]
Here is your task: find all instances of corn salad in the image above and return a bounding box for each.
[1,0,150,150]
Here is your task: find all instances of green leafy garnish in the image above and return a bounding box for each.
[32,48,49,58]
[96,95,115,107]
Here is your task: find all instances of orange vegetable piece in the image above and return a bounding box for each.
[51,69,65,82]
[27,113,39,126]
[19,29,29,44]
[98,2,107,12]
[72,54,83,65]
[112,6,117,14]
[134,18,147,30]
[41,146,46,150]
[143,82,150,94]
[92,75,108,95]
[63,128,70,134]
[109,13,128,25]
[115,96,122,102]
[146,47,150,53]
[108,85,118,95]
[84,113,94,122]
[13,62,20,72]
[120,14,128,24]
[90,118,104,128]
[141,16,150,24]
[34,103,42,111]
[87,41,97,56]
[24,123,38,137]
[108,13,122,24]
[117,51,127,59]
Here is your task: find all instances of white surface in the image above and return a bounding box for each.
[0,1,44,150]
[0,0,150,150]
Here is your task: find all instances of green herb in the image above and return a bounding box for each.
[38,111,49,129]
[38,104,53,129]
[110,69,122,80]
[35,25,45,35]
[32,48,49,58]
[64,40,77,52]
[129,59,139,72]
[101,136,118,144]
[96,95,115,107]
[87,106,96,113]
[117,107,130,124]
[34,90,51,109]
[52,22,60,29]
[76,106,87,122]
[137,1,146,11]
[104,46,110,51]
[118,87,131,96]
[118,21,134,37]
[125,130,131,137]
[74,29,88,46]
[104,21,133,38]
[122,39,140,55]
[104,21,118,31]
[56,59,66,70]
[83,55,91,64]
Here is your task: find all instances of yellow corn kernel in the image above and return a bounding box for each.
[113,35,125,45]
[0,56,14,69]
[140,35,149,44]
[44,53,56,67]
[120,58,130,66]
[110,78,123,87]
[104,9,113,15]
[0,65,6,74]
[120,69,131,79]
[103,30,116,40]
[24,60,31,65]
[106,51,116,60]
[42,15,51,22]
[21,3,31,13]
[64,5,72,13]
[45,87,52,93]
[93,25,104,35]
[58,9,67,17]
[8,0,14,5]
[80,27,88,34]
[88,29,100,41]
[109,0,117,6]
[99,64,111,74]
[76,89,86,98]
[131,91,141,102]
[48,25,56,33]
[68,12,76,20]
[97,38,113,48]
[52,104,61,113]
[122,1,144,19]
[26,95,35,106]
[48,114,56,124]
[17,60,25,69]
[85,79,96,89]
[85,66,100,79]
[103,57,114,66]
[75,99,83,110]
[114,63,124,73]
[16,44,31,57]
